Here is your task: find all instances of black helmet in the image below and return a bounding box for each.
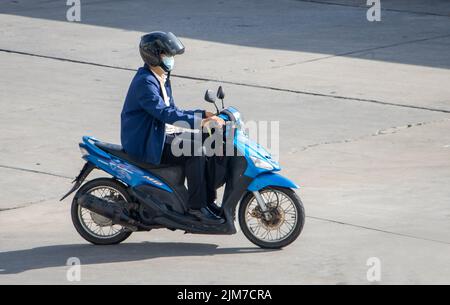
[139,31,185,72]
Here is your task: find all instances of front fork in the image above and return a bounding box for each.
[252,191,272,221]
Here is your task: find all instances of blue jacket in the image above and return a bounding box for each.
[121,65,204,164]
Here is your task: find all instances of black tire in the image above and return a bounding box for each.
[71,178,133,245]
[239,187,305,249]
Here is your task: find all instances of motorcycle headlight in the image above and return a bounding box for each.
[250,156,274,170]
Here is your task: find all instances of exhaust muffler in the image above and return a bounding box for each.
[77,194,139,231]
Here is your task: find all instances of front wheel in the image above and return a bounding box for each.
[239,187,305,249]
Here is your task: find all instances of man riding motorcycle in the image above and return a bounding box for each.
[120,31,225,224]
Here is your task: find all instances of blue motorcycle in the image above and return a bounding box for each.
[61,87,305,249]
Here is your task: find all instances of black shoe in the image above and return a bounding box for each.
[188,208,225,224]
[206,202,222,217]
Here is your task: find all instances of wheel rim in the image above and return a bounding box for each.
[244,189,298,243]
[77,186,128,239]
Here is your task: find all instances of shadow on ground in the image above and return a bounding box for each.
[0,242,274,274]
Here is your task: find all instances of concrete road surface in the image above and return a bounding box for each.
[0,0,449,284]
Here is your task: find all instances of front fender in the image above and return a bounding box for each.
[247,172,299,192]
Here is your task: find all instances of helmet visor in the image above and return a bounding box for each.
[163,32,185,56]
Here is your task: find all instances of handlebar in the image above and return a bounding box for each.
[218,108,239,123]
[203,108,240,136]
[218,113,229,121]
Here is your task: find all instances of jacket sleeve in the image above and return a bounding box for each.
[175,107,205,117]
[138,79,203,130]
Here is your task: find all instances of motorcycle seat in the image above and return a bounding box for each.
[94,141,173,171]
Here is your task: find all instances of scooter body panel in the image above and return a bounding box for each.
[80,136,173,193]
[247,172,299,192]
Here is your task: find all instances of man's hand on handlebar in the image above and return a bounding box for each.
[202,116,226,128]
[205,111,215,118]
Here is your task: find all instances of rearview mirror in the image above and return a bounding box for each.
[204,89,220,114]
[217,86,225,100]
[204,89,217,104]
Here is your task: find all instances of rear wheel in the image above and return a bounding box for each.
[71,178,133,245]
[239,187,305,249]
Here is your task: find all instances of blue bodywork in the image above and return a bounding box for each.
[80,107,298,194]
[80,136,172,193]
[248,172,299,192]
[220,106,298,191]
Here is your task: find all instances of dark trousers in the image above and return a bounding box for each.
[161,142,216,210]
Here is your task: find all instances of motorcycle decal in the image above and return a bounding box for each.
[143,176,164,187]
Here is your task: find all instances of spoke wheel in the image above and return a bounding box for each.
[71,178,133,245]
[77,186,126,239]
[239,187,305,249]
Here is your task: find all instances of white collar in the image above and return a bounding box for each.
[150,67,167,84]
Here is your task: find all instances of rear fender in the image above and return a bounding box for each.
[60,162,96,201]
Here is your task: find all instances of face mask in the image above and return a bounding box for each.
[162,55,175,71]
